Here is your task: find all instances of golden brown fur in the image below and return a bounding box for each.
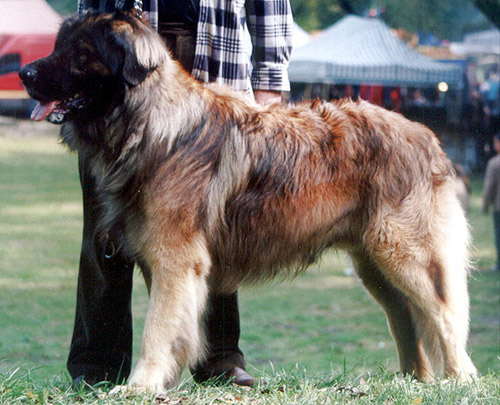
[21,12,476,393]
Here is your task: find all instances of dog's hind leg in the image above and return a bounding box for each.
[349,249,433,380]
[364,185,477,382]
[422,185,477,380]
[127,232,211,394]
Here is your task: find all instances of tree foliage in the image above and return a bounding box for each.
[290,0,369,32]
[47,0,75,15]
[291,0,493,40]
[471,0,500,28]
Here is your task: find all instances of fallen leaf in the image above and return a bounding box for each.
[337,385,368,397]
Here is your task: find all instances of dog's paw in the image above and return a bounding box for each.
[108,384,134,396]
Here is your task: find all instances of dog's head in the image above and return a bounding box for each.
[19,11,167,124]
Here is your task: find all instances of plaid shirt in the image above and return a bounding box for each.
[77,0,293,93]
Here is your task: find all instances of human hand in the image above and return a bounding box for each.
[254,90,281,105]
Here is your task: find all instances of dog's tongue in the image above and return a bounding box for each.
[31,101,58,121]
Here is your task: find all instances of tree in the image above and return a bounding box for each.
[291,0,493,41]
[47,0,75,15]
[471,0,500,28]
[291,0,370,31]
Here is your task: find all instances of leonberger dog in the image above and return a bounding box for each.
[20,11,477,393]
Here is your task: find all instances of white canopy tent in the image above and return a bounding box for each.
[293,22,311,49]
[451,28,500,56]
[289,15,463,88]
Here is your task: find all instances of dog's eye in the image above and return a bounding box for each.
[70,50,91,75]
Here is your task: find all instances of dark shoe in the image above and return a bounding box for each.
[71,375,111,391]
[71,375,87,390]
[225,367,257,387]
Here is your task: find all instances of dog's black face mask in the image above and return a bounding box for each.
[19,12,155,124]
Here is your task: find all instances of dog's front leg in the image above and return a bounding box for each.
[126,234,211,394]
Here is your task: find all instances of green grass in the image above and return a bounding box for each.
[0,131,498,403]
[0,368,499,404]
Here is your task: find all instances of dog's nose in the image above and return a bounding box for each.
[19,66,37,84]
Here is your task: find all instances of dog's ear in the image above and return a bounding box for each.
[109,19,168,86]
[123,58,150,86]
[118,34,152,86]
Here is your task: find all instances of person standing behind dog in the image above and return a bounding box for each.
[483,133,500,272]
[69,0,293,387]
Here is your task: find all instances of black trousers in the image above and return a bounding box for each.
[67,25,245,385]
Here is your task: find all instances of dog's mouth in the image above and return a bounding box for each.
[31,94,88,124]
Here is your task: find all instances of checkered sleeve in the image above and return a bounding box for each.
[77,0,95,13]
[192,1,253,92]
[246,0,293,92]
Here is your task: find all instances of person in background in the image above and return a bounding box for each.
[68,0,293,388]
[483,133,500,272]
[481,70,500,135]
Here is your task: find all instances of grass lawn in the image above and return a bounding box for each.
[0,127,498,403]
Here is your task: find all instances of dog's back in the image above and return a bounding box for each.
[207,99,455,289]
